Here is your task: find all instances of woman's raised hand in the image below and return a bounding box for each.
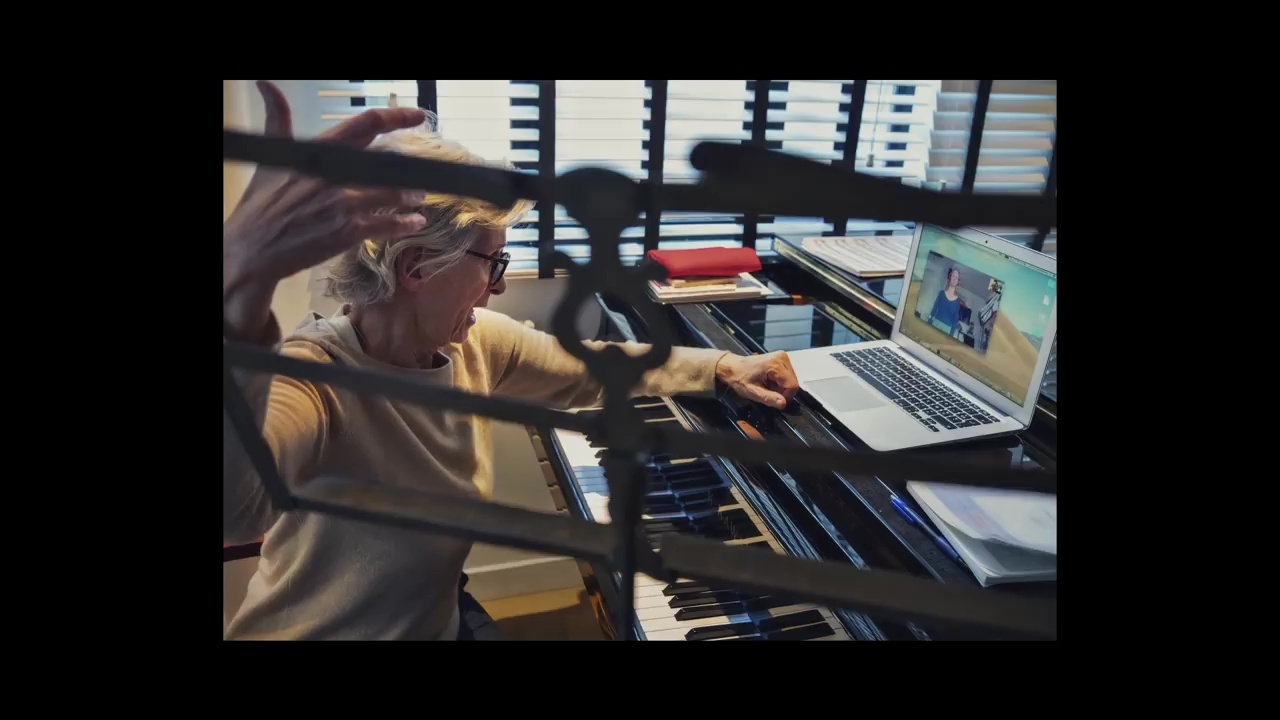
[223,80,428,341]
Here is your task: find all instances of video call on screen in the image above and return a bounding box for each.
[901,227,1056,407]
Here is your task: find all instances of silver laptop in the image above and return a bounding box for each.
[788,224,1058,452]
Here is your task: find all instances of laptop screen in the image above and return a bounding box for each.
[899,225,1057,407]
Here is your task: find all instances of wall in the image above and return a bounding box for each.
[223,80,317,331]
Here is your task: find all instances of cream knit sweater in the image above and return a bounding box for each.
[223,306,728,640]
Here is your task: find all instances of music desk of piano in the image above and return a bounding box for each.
[531,252,1058,641]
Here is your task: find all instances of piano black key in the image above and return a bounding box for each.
[636,404,675,421]
[661,467,717,483]
[766,623,836,641]
[690,515,732,540]
[671,486,730,503]
[742,596,793,612]
[675,603,740,621]
[757,609,826,633]
[653,508,705,522]
[668,590,740,609]
[645,500,682,514]
[642,517,687,529]
[719,509,764,540]
[672,592,774,621]
[685,622,758,641]
[679,497,716,514]
[658,452,707,462]
[645,526,686,540]
[663,581,718,596]
[657,455,709,467]
[669,476,724,492]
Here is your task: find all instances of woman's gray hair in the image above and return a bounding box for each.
[324,111,533,305]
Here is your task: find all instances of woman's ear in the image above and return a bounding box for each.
[397,247,428,292]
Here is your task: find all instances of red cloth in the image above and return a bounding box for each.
[646,247,761,278]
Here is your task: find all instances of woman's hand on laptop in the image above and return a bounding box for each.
[715,352,800,410]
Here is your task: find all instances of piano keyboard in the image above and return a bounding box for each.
[550,397,852,641]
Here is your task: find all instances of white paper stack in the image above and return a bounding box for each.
[798,235,911,278]
[905,481,1056,587]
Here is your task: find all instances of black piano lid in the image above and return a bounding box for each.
[593,287,1055,641]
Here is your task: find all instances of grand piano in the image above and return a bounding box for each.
[532,237,1058,641]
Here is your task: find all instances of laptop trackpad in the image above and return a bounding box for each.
[807,377,888,413]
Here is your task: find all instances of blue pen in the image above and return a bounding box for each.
[890,495,963,565]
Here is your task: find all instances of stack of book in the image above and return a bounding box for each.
[643,247,772,304]
[647,272,771,304]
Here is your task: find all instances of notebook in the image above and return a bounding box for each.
[905,481,1056,587]
[798,235,912,278]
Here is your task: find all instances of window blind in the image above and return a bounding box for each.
[547,80,757,264]
[314,80,418,135]
[929,80,1058,257]
[659,80,753,248]
[434,80,540,268]
[300,80,1055,271]
[927,80,1056,194]
[548,79,650,262]
[761,80,934,239]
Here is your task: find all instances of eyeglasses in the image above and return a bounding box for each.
[464,249,510,287]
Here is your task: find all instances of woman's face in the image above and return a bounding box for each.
[408,227,509,348]
[948,269,960,288]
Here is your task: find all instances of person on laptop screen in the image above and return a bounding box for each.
[928,267,965,337]
[976,279,1003,353]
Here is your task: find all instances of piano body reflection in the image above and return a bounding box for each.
[548,395,855,641]
[534,248,1058,641]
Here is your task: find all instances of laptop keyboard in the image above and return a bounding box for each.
[831,347,1000,433]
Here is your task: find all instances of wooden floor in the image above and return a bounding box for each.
[484,587,608,641]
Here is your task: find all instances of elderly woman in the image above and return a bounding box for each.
[223,82,800,640]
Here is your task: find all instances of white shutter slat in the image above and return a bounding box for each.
[762,81,844,236]
[313,80,417,134]
[551,81,650,238]
[760,80,943,236]
[657,80,753,244]
[436,80,534,172]
[926,80,1057,195]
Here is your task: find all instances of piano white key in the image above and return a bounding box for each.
[636,603,684,621]
[554,427,599,470]
[634,594,676,611]
[640,606,835,640]
[638,603,818,634]
[644,627,718,641]
[642,611,848,641]
[813,611,853,640]
[583,492,611,524]
[633,573,666,587]
[634,584,680,600]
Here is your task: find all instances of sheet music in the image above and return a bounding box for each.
[798,236,911,277]
[907,482,1056,587]
[908,482,1056,556]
